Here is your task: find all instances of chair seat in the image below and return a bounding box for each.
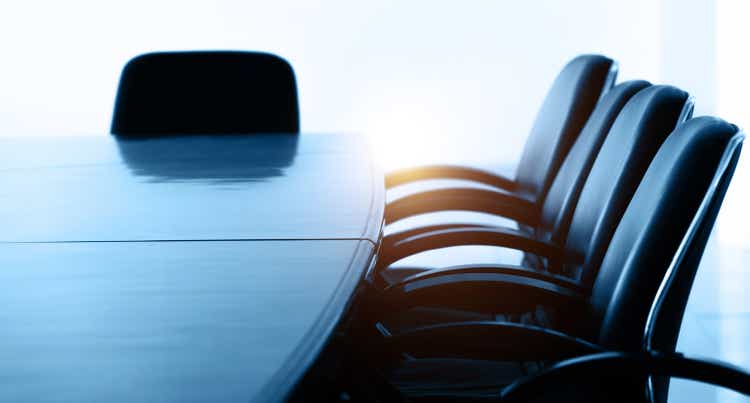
[380,266,432,287]
[381,246,526,287]
[379,307,557,344]
[389,358,532,401]
[381,307,494,330]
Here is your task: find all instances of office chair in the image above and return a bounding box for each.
[376,85,692,296]
[371,117,745,402]
[385,55,616,216]
[384,80,649,227]
[111,51,299,135]
[380,80,650,283]
[503,116,748,403]
[501,352,750,403]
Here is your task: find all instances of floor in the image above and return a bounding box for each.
[381,157,750,402]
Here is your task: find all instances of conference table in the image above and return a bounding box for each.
[0,133,384,402]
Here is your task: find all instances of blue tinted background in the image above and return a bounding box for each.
[0,1,747,402]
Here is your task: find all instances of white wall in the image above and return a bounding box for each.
[0,0,663,169]
[715,0,750,246]
[661,0,717,116]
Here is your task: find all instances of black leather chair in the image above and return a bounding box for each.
[385,55,616,217]
[379,80,652,286]
[500,351,750,403]
[384,80,649,228]
[376,85,692,294]
[369,117,745,402]
[111,51,299,135]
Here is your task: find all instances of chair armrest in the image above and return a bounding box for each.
[385,187,538,225]
[378,266,586,314]
[389,263,585,292]
[500,351,750,402]
[378,226,576,269]
[385,165,518,191]
[383,223,496,245]
[380,321,603,361]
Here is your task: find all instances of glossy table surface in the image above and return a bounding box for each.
[0,134,381,242]
[0,133,384,402]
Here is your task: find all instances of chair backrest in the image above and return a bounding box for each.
[646,119,743,403]
[589,117,742,356]
[514,54,616,203]
[111,51,299,135]
[561,85,692,283]
[535,80,651,246]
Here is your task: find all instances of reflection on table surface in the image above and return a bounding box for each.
[115,134,299,183]
[0,133,379,242]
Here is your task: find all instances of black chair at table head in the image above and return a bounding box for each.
[111,51,299,135]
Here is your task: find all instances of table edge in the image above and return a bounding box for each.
[253,239,377,402]
[360,156,386,243]
[254,140,385,401]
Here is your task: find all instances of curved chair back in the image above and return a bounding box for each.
[645,125,742,353]
[534,80,651,246]
[561,85,692,282]
[587,117,742,403]
[111,51,299,135]
[649,123,743,403]
[514,55,616,203]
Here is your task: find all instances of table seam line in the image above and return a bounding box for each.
[0,237,378,245]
